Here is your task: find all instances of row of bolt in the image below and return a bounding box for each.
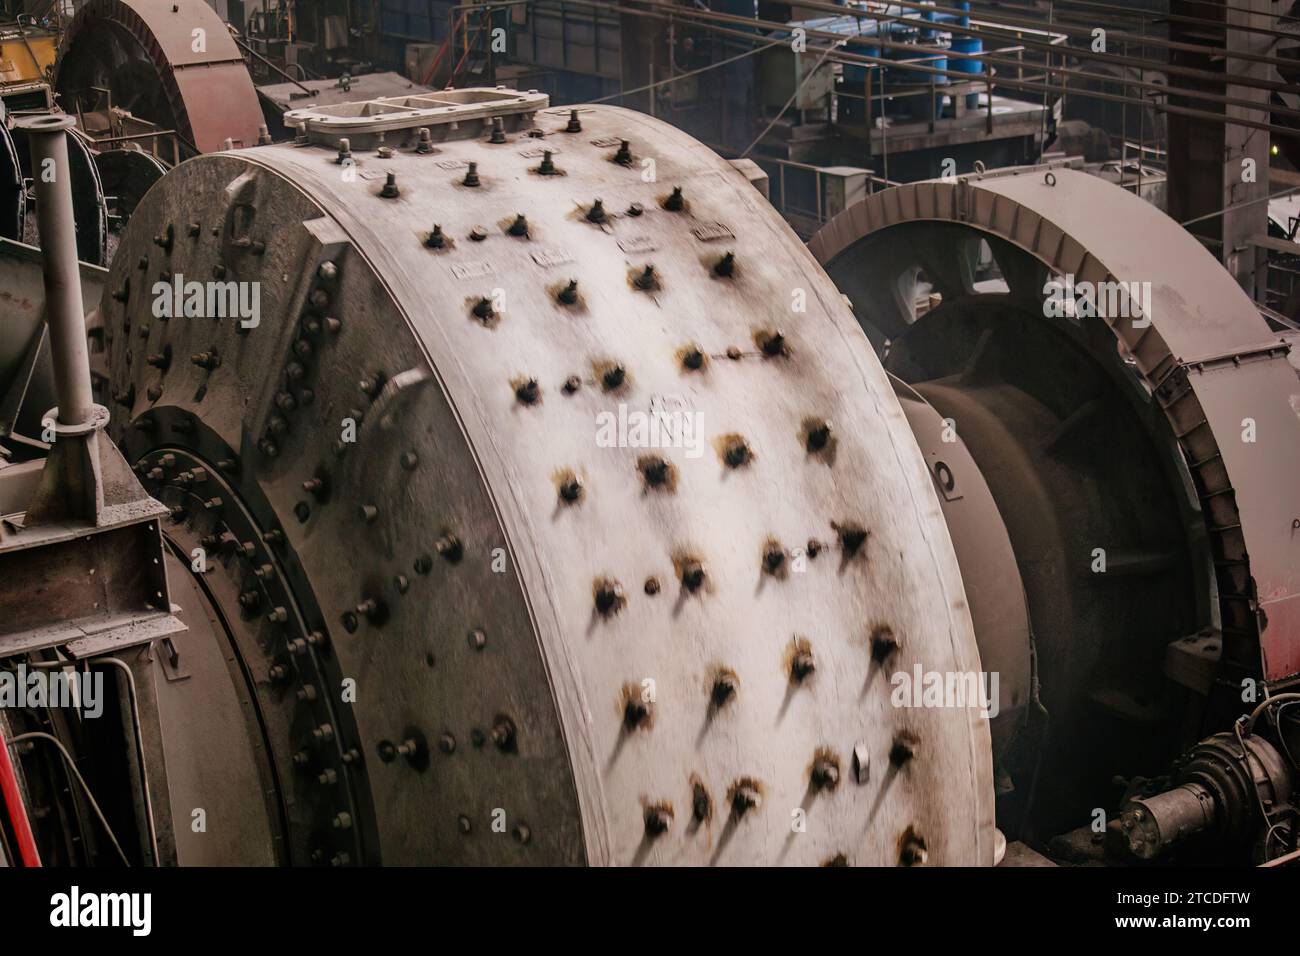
[260,261,343,460]
[132,408,370,868]
[140,447,363,862]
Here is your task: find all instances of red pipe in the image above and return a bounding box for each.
[0,727,42,866]
[421,11,467,87]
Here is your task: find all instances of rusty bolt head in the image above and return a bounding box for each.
[558,279,579,304]
[436,533,463,563]
[623,697,650,730]
[515,378,540,405]
[663,186,685,211]
[838,524,869,557]
[692,782,711,822]
[644,805,673,838]
[602,364,627,390]
[791,649,816,682]
[711,672,737,707]
[730,782,760,816]
[807,420,833,452]
[490,716,516,751]
[641,456,670,487]
[681,559,706,593]
[586,198,607,223]
[870,626,899,664]
[724,437,752,469]
[760,330,787,357]
[890,737,916,767]
[594,579,625,616]
[559,475,583,503]
[900,829,928,866]
[811,754,840,791]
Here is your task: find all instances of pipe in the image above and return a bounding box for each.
[16,115,93,427]
[0,722,42,866]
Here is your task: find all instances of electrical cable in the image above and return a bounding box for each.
[5,731,130,866]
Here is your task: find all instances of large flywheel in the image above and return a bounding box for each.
[811,166,1300,842]
[55,0,264,155]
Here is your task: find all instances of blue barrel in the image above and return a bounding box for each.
[949,35,982,108]
[950,35,983,75]
[844,42,881,86]
[885,46,948,87]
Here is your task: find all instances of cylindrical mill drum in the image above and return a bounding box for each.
[98,92,994,866]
